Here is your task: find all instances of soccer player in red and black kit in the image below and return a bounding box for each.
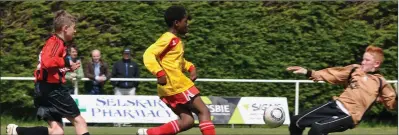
[6,10,90,135]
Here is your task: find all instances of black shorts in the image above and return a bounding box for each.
[34,82,80,123]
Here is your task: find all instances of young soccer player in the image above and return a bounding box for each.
[139,5,216,135]
[6,10,90,135]
[286,45,397,135]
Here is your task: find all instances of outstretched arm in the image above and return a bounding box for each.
[287,64,358,85]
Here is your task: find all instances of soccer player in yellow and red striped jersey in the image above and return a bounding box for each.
[138,5,216,135]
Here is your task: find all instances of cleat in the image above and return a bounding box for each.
[136,128,148,135]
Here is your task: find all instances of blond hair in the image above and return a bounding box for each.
[53,10,76,32]
[365,45,384,63]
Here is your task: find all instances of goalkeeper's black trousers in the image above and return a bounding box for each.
[289,100,355,135]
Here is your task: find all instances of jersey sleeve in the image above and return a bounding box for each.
[183,59,195,72]
[379,78,397,110]
[143,37,179,77]
[308,64,358,84]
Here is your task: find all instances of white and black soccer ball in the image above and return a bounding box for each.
[263,106,285,128]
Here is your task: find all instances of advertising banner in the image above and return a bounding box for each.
[63,95,290,125]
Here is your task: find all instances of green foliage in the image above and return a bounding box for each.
[1,1,397,121]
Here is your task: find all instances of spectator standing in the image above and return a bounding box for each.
[111,48,140,95]
[84,49,111,94]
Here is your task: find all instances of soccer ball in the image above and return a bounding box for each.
[263,106,285,128]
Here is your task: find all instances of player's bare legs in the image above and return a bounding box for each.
[143,105,194,135]
[47,121,64,135]
[66,115,89,135]
[191,95,211,121]
[191,95,215,135]
[172,105,196,132]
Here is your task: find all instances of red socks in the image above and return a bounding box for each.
[146,120,215,135]
[146,120,180,135]
[199,120,215,135]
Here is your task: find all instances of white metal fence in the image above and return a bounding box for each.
[1,77,397,115]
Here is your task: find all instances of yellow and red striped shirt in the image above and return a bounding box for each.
[143,32,195,96]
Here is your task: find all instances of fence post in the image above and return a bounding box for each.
[74,78,78,95]
[295,82,300,115]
